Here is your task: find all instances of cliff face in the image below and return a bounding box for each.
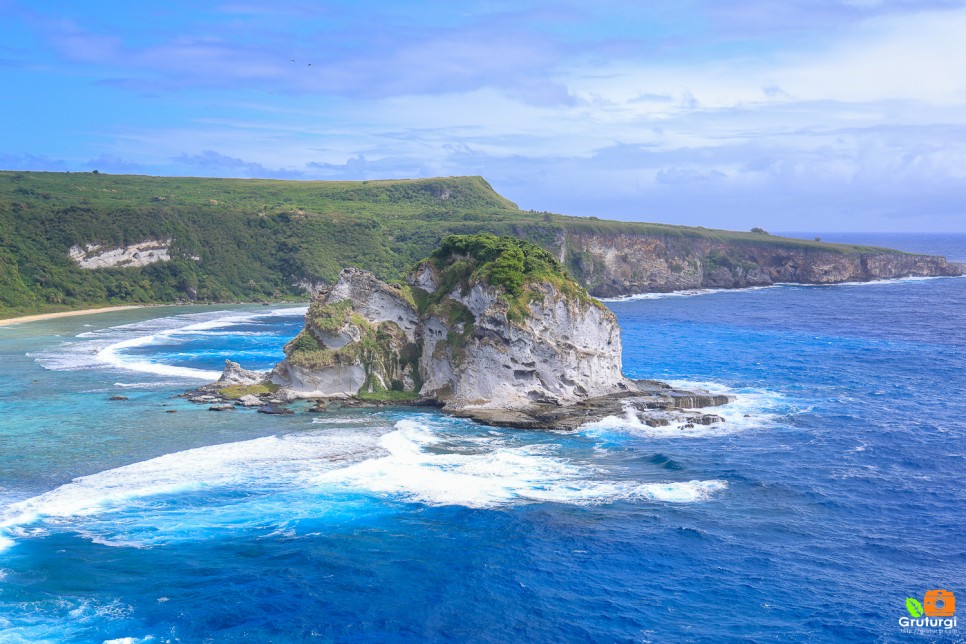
[270,268,421,398]
[554,231,965,297]
[270,235,632,411]
[416,266,630,410]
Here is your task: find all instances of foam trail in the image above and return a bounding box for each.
[34,305,307,379]
[96,334,221,380]
[0,430,383,551]
[0,417,728,551]
[312,420,728,508]
[602,275,963,303]
[601,286,776,302]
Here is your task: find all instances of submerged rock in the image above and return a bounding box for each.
[257,404,294,415]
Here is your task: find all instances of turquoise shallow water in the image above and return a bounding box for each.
[0,236,965,642]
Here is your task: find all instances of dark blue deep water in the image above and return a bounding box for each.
[0,235,964,643]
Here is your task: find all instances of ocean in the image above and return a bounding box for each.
[0,233,964,642]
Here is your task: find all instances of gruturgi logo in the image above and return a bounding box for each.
[900,589,957,634]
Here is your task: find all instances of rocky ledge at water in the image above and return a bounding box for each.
[192,234,734,429]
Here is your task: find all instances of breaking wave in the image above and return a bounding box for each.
[581,380,791,439]
[602,274,964,303]
[32,306,307,381]
[0,417,727,553]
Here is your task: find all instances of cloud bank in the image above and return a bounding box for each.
[1,0,965,230]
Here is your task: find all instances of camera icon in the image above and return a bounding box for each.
[924,589,955,617]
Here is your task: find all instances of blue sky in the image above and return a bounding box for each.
[2,0,965,231]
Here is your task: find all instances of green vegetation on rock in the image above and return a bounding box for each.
[284,329,336,369]
[286,295,422,393]
[0,171,906,319]
[425,233,600,323]
[217,382,279,399]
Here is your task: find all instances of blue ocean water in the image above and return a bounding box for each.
[0,236,964,642]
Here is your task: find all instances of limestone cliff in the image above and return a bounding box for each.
[549,230,964,297]
[68,239,174,269]
[270,234,635,418]
[270,268,421,399]
[413,240,632,411]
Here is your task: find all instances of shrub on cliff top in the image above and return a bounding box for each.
[431,233,565,293]
[426,233,601,321]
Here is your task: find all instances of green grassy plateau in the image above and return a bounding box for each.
[0,170,892,319]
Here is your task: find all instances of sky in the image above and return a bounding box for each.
[2,0,966,232]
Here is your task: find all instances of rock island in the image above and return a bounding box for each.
[198,234,731,430]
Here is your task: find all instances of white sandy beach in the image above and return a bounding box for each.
[0,306,144,327]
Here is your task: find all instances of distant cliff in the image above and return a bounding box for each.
[1,170,961,317]
[546,228,964,298]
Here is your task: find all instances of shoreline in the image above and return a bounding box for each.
[0,305,147,327]
[0,301,310,328]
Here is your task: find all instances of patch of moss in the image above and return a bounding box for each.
[356,389,419,402]
[284,329,338,368]
[356,370,419,402]
[306,298,352,333]
[394,283,418,310]
[217,382,279,399]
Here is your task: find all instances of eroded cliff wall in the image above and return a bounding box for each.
[549,231,964,297]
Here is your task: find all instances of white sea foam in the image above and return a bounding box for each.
[582,380,787,439]
[601,274,963,303]
[33,306,307,380]
[777,274,965,288]
[0,416,727,551]
[0,429,383,552]
[113,381,186,389]
[601,286,776,302]
[309,419,727,508]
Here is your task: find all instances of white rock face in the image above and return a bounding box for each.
[410,263,438,293]
[421,282,631,411]
[270,268,420,398]
[237,394,263,407]
[272,362,366,398]
[215,360,264,386]
[325,268,420,342]
[272,267,630,410]
[69,239,173,269]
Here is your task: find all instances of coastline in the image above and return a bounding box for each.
[0,305,146,327]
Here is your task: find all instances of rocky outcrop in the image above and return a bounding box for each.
[417,279,631,411]
[549,231,965,298]
[215,360,264,386]
[68,239,174,269]
[264,234,732,428]
[459,381,730,430]
[269,268,421,399]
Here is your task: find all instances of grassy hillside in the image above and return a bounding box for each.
[0,170,893,318]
